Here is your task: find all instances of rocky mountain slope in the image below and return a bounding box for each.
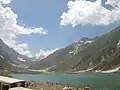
[29,26,120,72]
[0,39,33,71]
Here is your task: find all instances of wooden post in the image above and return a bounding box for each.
[0,83,1,90]
[9,84,11,89]
[1,83,2,90]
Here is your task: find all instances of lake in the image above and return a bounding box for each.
[12,73,120,90]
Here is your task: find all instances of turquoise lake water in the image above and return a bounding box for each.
[12,73,120,90]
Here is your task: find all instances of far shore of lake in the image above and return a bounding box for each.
[11,69,120,75]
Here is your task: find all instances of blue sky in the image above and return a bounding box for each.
[8,0,120,53]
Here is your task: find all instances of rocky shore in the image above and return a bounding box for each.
[27,81,90,90]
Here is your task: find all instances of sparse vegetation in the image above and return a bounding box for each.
[29,26,120,73]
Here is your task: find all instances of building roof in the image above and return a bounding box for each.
[0,76,25,84]
[9,87,35,90]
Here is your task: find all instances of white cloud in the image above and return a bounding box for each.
[0,0,12,4]
[35,48,59,59]
[60,0,120,27]
[0,0,48,57]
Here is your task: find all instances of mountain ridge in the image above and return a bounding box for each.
[29,25,120,73]
[0,38,34,71]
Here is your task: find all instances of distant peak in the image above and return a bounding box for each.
[0,39,4,44]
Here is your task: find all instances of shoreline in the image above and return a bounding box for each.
[11,70,120,75]
[10,66,120,75]
[27,81,87,90]
[11,71,120,75]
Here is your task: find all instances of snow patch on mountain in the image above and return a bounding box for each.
[69,51,74,54]
[17,57,26,62]
[0,55,4,59]
[69,40,94,55]
[84,40,94,44]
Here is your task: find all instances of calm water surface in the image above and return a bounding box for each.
[12,73,120,90]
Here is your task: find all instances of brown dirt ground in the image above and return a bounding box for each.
[28,82,64,90]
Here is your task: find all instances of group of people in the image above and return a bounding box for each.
[25,81,36,87]
[25,81,91,90]
[45,81,90,90]
[45,81,64,86]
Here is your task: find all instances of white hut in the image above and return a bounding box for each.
[0,76,25,90]
[9,87,35,90]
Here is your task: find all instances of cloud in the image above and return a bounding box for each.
[35,48,59,59]
[0,0,48,57]
[0,0,12,4]
[60,0,120,27]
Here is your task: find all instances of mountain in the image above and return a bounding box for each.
[0,39,33,71]
[29,26,120,73]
